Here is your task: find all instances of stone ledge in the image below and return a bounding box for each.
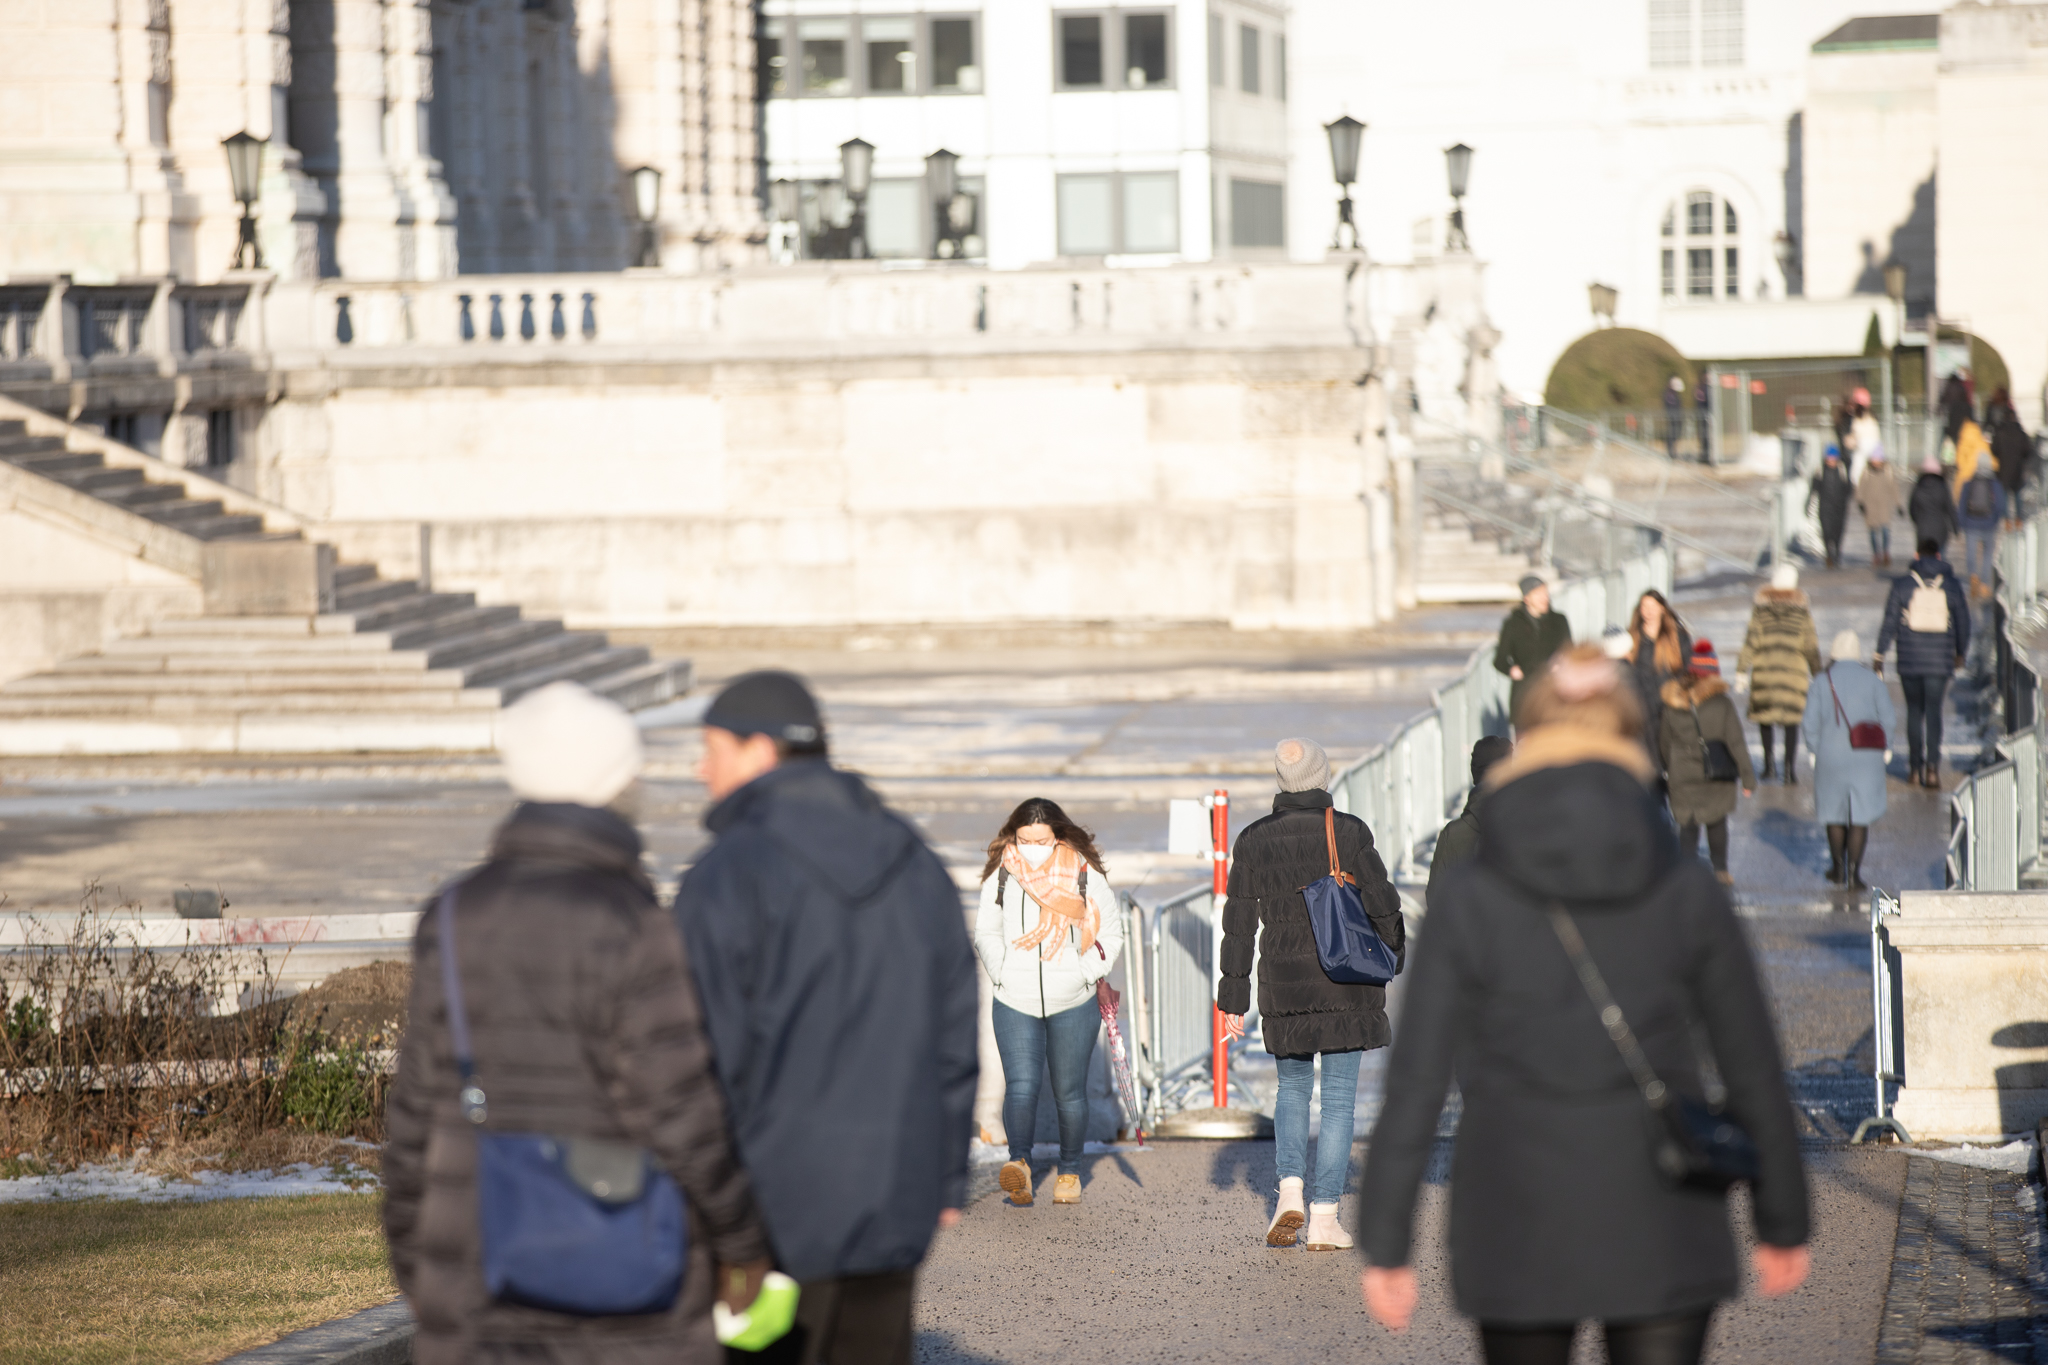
[217,1298,413,1365]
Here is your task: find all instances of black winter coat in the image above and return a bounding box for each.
[1358,743,1807,1326]
[1993,420,2033,497]
[1217,789,1405,1056]
[384,804,770,1365]
[674,760,979,1284]
[1909,472,1958,547]
[1875,555,1971,678]
[1807,463,1853,536]
[1494,606,1575,725]
[1425,800,1480,907]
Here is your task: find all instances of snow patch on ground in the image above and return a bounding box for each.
[1914,1140,2036,1176]
[0,1159,379,1203]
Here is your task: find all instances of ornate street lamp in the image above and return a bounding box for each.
[1324,116,1364,251]
[1588,282,1618,328]
[925,149,960,258]
[839,137,874,260]
[1444,142,1473,251]
[769,178,800,226]
[221,131,267,270]
[629,165,662,267]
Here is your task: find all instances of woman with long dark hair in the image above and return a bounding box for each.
[1625,589,1691,754]
[973,798,1123,1208]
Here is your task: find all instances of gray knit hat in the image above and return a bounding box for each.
[1275,737,1331,793]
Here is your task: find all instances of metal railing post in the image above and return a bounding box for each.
[1852,888,1911,1143]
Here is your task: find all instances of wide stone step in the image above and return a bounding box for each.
[343,589,479,636]
[0,712,501,756]
[149,616,355,638]
[391,604,522,651]
[333,578,420,612]
[423,617,561,670]
[333,563,379,590]
[51,466,146,494]
[100,481,186,508]
[56,649,435,675]
[492,644,655,704]
[0,436,73,458]
[106,631,401,656]
[6,450,101,474]
[0,688,500,716]
[139,498,226,525]
[460,630,609,687]
[582,658,692,711]
[3,667,469,696]
[182,513,269,540]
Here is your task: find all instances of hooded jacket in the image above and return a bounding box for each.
[1735,588,1821,728]
[1657,676,1756,825]
[673,760,979,1284]
[1909,472,1959,547]
[1875,555,1971,677]
[1217,789,1406,1057]
[1357,730,1807,1325]
[384,804,770,1365]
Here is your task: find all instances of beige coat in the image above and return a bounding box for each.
[1856,466,1902,526]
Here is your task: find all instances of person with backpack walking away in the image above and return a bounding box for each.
[1806,631,1897,888]
[1219,738,1405,1251]
[1658,641,1754,885]
[1358,645,1810,1364]
[1875,540,1971,789]
[1957,456,2007,599]
[1856,451,1901,567]
[1494,576,1573,730]
[673,672,980,1365]
[973,798,1124,1209]
[1807,447,1853,568]
[1736,564,1821,784]
[1909,457,1959,554]
[1427,735,1514,904]
[1991,404,2034,525]
[384,683,774,1365]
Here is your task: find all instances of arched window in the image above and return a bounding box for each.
[1661,188,1739,301]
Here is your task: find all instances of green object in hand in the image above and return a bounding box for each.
[713,1271,800,1352]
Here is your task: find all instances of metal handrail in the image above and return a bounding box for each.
[1851,887,1910,1144]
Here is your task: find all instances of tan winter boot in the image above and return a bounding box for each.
[1052,1173,1082,1205]
[998,1160,1033,1207]
[1267,1176,1306,1247]
[1304,1202,1353,1251]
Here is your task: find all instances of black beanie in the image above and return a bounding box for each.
[1470,734,1512,786]
[702,670,825,746]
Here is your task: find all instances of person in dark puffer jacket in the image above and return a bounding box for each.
[1874,538,1971,788]
[1219,738,1405,1253]
[384,683,771,1365]
[1426,734,1513,905]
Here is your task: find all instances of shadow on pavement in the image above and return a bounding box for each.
[915,1330,1009,1364]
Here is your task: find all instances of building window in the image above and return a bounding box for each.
[1724,246,1739,297]
[1687,248,1713,298]
[1649,0,1690,68]
[1239,24,1261,94]
[1686,190,1713,237]
[205,410,236,468]
[1700,0,1743,67]
[1230,179,1284,247]
[795,175,984,258]
[764,14,980,97]
[1209,12,1224,86]
[1276,35,1286,100]
[1723,200,1738,235]
[1057,171,1179,255]
[1057,10,1175,91]
[1661,249,1675,297]
[1665,188,1741,300]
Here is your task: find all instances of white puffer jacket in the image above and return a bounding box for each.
[973,863,1124,1018]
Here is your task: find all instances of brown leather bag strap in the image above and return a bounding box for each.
[1324,807,1340,877]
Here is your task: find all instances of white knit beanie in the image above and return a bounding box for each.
[1275,737,1332,793]
[1831,629,1862,662]
[498,682,644,808]
[1771,563,1799,591]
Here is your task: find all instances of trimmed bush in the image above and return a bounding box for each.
[1544,328,1695,414]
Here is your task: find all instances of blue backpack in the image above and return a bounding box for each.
[1301,809,1400,985]
[436,888,687,1317]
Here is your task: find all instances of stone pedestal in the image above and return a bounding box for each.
[1887,890,2048,1138]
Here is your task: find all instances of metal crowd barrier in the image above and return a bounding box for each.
[1949,521,2048,889]
[1125,544,1674,1123]
[1852,888,1910,1144]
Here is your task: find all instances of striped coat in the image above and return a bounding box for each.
[1736,588,1822,727]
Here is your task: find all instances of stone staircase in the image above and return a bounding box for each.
[0,418,688,755]
[1415,516,1540,603]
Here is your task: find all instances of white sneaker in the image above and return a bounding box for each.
[1267,1176,1306,1247]
[1304,1202,1352,1251]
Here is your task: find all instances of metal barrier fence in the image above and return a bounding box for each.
[1125,543,1674,1123]
[1852,888,1911,1144]
[1947,521,2048,889]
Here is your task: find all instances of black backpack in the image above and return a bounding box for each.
[1964,473,1998,520]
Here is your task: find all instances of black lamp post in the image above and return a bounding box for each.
[1324,116,1364,251]
[222,131,266,270]
[629,165,662,267]
[839,138,874,259]
[925,148,960,258]
[1444,142,1473,251]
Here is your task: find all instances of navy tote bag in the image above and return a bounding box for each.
[1301,808,1399,986]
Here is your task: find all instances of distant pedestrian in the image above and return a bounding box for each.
[1219,738,1405,1252]
[1624,589,1691,760]
[1845,388,1882,487]
[1736,564,1821,785]
[1985,385,2018,433]
[1952,418,1993,491]
[1940,369,1975,443]
[1359,644,1810,1363]
[1658,640,1754,885]
[1874,540,1970,789]
[1426,734,1513,904]
[1855,451,1900,566]
[1957,456,2006,598]
[1990,402,2034,525]
[1807,447,1853,567]
[1909,457,1959,553]
[1693,375,1713,461]
[1494,575,1573,729]
[1663,376,1684,459]
[674,671,979,1365]
[385,683,773,1365]
[1805,631,1897,888]
[974,798,1124,1209]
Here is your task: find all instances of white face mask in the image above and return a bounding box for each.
[1017,842,1055,868]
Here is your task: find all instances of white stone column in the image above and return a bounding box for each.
[326,0,455,280]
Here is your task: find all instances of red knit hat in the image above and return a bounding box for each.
[1690,639,1721,677]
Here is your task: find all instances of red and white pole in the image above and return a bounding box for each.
[1209,788,1231,1110]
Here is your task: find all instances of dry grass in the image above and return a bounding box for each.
[0,1195,395,1365]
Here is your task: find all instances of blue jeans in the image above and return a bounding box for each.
[1965,528,1997,584]
[991,997,1098,1175]
[1273,1050,1364,1204]
[1868,524,1890,561]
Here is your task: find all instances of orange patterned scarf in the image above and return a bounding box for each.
[1000,842,1100,962]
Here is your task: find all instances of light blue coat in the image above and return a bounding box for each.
[1803,661,1897,825]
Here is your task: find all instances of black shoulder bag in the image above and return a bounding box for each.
[1689,704,1740,783]
[1546,905,1758,1190]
